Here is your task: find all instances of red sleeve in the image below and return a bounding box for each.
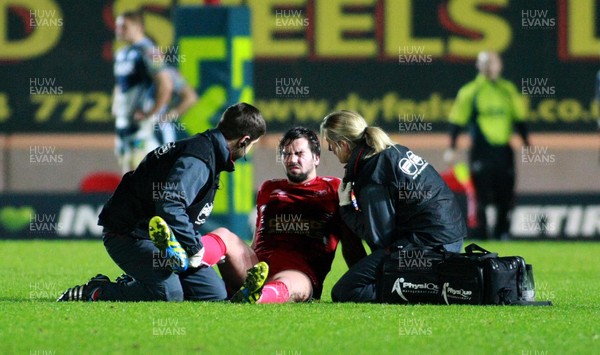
[251,180,271,249]
[327,177,341,206]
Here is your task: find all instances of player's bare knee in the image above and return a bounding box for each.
[272,271,312,302]
[289,287,312,302]
[283,279,311,302]
[209,228,247,258]
[210,227,233,240]
[208,228,234,252]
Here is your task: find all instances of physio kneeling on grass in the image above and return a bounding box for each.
[57,103,266,302]
[321,110,466,303]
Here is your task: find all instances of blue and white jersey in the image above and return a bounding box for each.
[113,37,165,130]
[140,66,188,114]
[166,66,188,111]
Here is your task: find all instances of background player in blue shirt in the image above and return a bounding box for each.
[156,67,198,143]
[112,10,172,173]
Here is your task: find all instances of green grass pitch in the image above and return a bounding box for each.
[0,240,598,354]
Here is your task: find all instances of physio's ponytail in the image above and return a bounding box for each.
[363,126,394,157]
[321,110,394,158]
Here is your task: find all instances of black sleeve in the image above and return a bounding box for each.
[514,121,530,146]
[449,123,462,149]
[338,223,367,268]
[340,184,396,249]
[154,155,208,255]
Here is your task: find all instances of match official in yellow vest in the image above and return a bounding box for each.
[445,51,529,240]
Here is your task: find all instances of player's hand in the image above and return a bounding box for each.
[188,247,206,268]
[133,110,146,121]
[443,148,456,166]
[338,182,352,206]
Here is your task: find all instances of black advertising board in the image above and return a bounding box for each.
[0,192,597,240]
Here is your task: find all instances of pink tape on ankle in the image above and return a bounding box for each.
[257,280,290,304]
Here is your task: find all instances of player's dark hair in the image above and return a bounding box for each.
[278,127,321,157]
[217,102,266,141]
[121,9,144,27]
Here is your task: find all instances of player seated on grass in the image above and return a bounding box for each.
[321,111,466,302]
[57,103,265,302]
[154,127,366,303]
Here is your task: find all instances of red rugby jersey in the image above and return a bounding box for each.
[252,176,342,283]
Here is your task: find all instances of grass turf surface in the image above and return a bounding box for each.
[0,240,598,354]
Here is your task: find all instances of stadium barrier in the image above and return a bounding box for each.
[1,192,598,240]
[1,133,598,240]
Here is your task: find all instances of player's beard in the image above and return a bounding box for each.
[285,165,311,184]
[286,170,309,184]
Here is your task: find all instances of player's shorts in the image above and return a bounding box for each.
[255,250,324,300]
[156,121,176,145]
[115,120,160,158]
